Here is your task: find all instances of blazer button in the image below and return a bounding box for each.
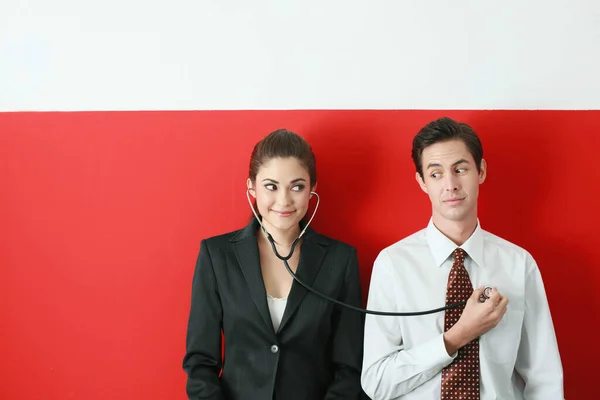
[270,344,279,354]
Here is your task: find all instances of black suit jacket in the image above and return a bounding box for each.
[183,219,366,399]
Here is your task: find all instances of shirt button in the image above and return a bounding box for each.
[270,344,279,354]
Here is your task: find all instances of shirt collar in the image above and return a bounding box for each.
[425,218,484,268]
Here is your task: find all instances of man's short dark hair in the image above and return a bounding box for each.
[412,117,483,178]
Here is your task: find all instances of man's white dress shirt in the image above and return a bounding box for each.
[361,220,563,399]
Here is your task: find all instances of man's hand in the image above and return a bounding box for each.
[443,287,509,355]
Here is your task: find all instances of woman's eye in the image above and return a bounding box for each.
[265,184,276,191]
[291,185,305,192]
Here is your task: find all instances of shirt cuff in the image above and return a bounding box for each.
[426,333,457,366]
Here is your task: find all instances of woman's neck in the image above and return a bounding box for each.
[259,220,300,247]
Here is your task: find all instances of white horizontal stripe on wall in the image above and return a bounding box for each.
[1,0,599,111]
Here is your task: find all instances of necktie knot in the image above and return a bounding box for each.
[453,248,466,264]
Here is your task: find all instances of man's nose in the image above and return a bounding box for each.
[444,174,459,192]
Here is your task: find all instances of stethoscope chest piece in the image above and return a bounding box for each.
[479,286,493,303]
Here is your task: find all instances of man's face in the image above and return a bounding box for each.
[416,139,486,225]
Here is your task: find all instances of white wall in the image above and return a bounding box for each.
[1,0,599,111]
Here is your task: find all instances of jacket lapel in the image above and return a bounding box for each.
[231,219,275,335]
[278,229,328,333]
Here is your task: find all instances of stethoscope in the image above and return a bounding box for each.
[247,189,493,316]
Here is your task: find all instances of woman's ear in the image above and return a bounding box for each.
[247,178,256,198]
[310,183,317,198]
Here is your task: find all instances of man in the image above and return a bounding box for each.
[361,117,563,399]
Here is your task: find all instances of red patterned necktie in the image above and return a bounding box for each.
[441,248,480,399]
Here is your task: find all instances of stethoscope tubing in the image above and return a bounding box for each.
[247,189,491,316]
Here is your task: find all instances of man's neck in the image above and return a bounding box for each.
[432,215,478,246]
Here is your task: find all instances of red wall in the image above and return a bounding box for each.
[1,110,598,399]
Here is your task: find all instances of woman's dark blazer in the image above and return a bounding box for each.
[183,218,366,399]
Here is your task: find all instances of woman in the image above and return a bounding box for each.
[183,129,365,399]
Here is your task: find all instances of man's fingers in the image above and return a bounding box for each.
[488,287,505,305]
[471,286,485,300]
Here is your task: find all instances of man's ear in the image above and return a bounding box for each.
[247,178,256,198]
[479,159,487,184]
[416,172,428,194]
